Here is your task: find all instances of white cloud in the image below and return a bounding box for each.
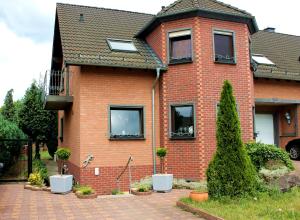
[0,22,51,104]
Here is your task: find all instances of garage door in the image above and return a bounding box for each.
[255,114,275,145]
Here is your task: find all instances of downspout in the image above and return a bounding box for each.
[152,68,161,174]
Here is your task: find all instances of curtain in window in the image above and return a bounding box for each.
[214,34,234,59]
[171,37,192,60]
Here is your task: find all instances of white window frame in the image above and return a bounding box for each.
[107,38,137,52]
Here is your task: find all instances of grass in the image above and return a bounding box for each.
[180,187,300,220]
[40,151,52,160]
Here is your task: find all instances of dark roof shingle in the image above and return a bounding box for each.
[56,3,164,70]
[158,0,252,17]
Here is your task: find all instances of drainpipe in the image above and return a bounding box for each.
[152,68,161,174]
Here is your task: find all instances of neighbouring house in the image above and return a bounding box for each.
[43,0,300,195]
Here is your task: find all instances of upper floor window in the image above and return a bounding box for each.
[169,30,192,64]
[170,104,195,139]
[214,30,235,64]
[107,39,137,52]
[110,106,144,139]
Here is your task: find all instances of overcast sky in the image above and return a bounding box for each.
[0,0,299,105]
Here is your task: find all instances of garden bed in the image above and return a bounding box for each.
[24,183,51,192]
[131,189,152,196]
[178,187,300,220]
[75,191,97,199]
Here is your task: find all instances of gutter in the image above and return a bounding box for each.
[136,9,258,38]
[152,68,160,174]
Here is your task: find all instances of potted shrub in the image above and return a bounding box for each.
[50,147,73,194]
[189,186,208,202]
[152,147,173,192]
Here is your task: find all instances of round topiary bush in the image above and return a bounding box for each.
[157,148,167,173]
[156,148,167,158]
[55,148,71,161]
[245,142,294,171]
[206,80,257,198]
[55,148,71,174]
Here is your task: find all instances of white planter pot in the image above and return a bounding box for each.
[50,175,73,194]
[152,174,173,192]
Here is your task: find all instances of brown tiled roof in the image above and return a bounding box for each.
[55,3,164,70]
[137,0,257,37]
[252,30,300,81]
[158,0,252,17]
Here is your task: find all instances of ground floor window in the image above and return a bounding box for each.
[170,104,195,139]
[109,106,144,139]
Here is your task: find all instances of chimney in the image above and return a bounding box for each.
[264,27,275,33]
[161,6,165,10]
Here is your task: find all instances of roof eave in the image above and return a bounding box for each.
[64,60,168,71]
[136,9,258,38]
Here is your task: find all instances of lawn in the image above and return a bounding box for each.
[180,187,300,220]
[40,150,52,160]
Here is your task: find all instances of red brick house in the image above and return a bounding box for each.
[44,0,300,195]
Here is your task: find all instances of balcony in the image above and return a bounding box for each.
[43,70,73,110]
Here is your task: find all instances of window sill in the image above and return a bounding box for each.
[169,58,192,65]
[109,137,145,141]
[214,60,236,65]
[170,136,196,140]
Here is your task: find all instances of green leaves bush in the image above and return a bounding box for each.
[77,186,94,195]
[245,142,294,171]
[137,184,150,192]
[55,148,71,161]
[28,172,43,186]
[0,115,26,168]
[206,81,257,198]
[32,159,48,182]
[156,148,167,158]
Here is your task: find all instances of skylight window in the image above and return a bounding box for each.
[252,54,275,65]
[107,39,137,52]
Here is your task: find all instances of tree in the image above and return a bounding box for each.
[1,89,15,122]
[0,115,26,168]
[206,80,257,198]
[18,82,57,159]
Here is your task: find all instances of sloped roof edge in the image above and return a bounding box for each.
[136,8,258,38]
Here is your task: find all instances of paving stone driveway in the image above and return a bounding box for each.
[0,184,201,220]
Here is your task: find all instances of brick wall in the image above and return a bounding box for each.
[254,79,300,149]
[58,65,81,167]
[61,66,161,194]
[147,17,254,180]
[255,79,300,100]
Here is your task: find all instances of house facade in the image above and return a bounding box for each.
[44,0,300,195]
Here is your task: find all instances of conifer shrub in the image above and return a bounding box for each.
[206,80,257,198]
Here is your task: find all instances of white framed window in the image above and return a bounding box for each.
[252,54,275,65]
[107,39,137,52]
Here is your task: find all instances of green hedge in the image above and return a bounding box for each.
[245,142,294,171]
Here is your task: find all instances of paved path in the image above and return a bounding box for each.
[0,184,201,220]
